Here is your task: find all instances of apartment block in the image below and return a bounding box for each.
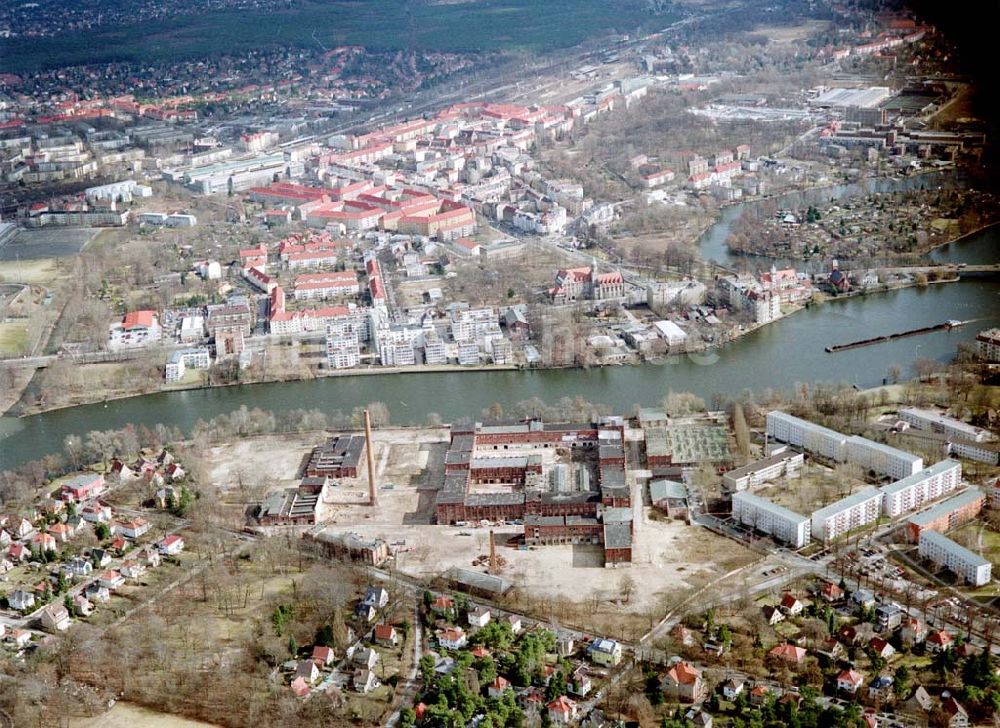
[731,491,811,548]
[906,488,985,543]
[846,436,923,480]
[898,408,992,443]
[810,487,883,544]
[879,460,962,518]
[918,530,991,586]
[765,411,847,461]
[722,451,804,492]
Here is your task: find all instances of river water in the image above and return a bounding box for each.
[0,174,996,469]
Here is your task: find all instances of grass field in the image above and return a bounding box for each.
[0,0,669,73]
[0,321,29,356]
[0,257,63,286]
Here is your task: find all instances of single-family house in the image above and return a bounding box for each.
[65,557,93,578]
[353,668,378,694]
[120,561,146,580]
[30,532,57,555]
[868,675,894,701]
[723,678,745,700]
[942,693,969,728]
[468,606,491,628]
[661,661,706,703]
[91,548,112,567]
[295,660,320,684]
[547,696,578,726]
[852,589,876,609]
[312,645,335,667]
[84,582,111,603]
[352,646,379,670]
[72,594,94,616]
[768,642,807,664]
[9,589,35,611]
[780,593,804,616]
[47,523,74,543]
[488,676,512,699]
[869,637,895,660]
[40,603,70,632]
[8,543,30,562]
[14,518,34,540]
[837,669,864,693]
[353,602,376,623]
[749,685,771,707]
[98,569,125,590]
[81,504,112,523]
[819,582,845,602]
[571,666,593,697]
[901,617,928,646]
[926,629,954,653]
[157,534,185,555]
[588,638,623,667]
[116,518,150,539]
[363,585,389,609]
[687,708,714,728]
[8,629,31,648]
[374,623,398,647]
[430,595,454,614]
[762,605,784,625]
[437,627,468,650]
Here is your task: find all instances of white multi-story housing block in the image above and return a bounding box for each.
[766,411,848,462]
[810,487,883,544]
[722,451,804,492]
[732,491,811,548]
[325,321,361,369]
[165,347,211,382]
[898,408,992,443]
[879,460,962,518]
[846,436,922,480]
[918,530,991,586]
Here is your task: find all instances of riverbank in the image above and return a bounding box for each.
[9,361,521,418]
[8,272,963,420]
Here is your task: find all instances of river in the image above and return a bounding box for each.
[0,174,996,470]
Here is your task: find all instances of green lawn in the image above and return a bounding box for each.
[0,0,670,73]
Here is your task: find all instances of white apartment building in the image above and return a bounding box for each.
[810,486,883,544]
[976,328,1000,362]
[457,341,481,366]
[165,347,211,382]
[731,491,811,548]
[723,451,804,492]
[766,411,848,461]
[918,530,991,586]
[898,408,992,443]
[878,460,962,518]
[946,439,1000,466]
[846,436,923,480]
[325,322,361,369]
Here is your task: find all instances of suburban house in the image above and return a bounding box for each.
[312,645,335,667]
[84,583,111,603]
[98,569,125,590]
[363,585,389,609]
[901,617,928,645]
[547,696,578,726]
[116,518,150,539]
[819,582,844,602]
[488,676,512,699]
[430,595,454,614]
[158,534,185,555]
[780,593,804,616]
[762,605,784,625]
[468,606,492,628]
[374,623,399,646]
[942,693,969,728]
[40,603,71,632]
[661,661,706,703]
[72,594,94,616]
[723,678,745,700]
[352,647,379,670]
[9,589,35,611]
[295,660,319,684]
[588,638,623,667]
[768,642,807,664]
[837,669,865,694]
[437,627,468,650]
[353,669,378,694]
[869,637,895,660]
[926,630,955,653]
[506,614,523,634]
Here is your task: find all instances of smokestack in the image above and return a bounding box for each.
[364,409,377,507]
[489,530,497,574]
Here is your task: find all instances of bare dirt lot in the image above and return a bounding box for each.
[70,703,218,728]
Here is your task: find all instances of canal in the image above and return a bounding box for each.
[0,177,995,470]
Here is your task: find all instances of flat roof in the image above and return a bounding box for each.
[811,486,882,522]
[879,460,961,496]
[908,488,984,527]
[732,491,809,524]
[447,567,513,595]
[847,435,922,464]
[724,451,801,480]
[919,530,990,568]
[603,522,633,549]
